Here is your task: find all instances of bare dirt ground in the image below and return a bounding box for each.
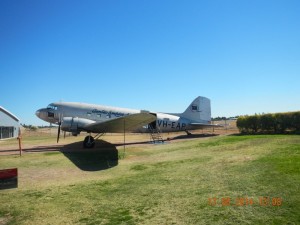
[0,120,238,156]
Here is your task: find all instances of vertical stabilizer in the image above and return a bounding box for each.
[181,96,211,123]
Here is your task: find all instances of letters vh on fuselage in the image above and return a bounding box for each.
[42,102,190,133]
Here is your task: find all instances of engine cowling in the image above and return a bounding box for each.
[61,117,95,136]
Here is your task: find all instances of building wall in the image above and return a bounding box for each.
[0,110,20,139]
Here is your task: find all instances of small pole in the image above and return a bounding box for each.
[18,127,22,157]
[123,118,126,158]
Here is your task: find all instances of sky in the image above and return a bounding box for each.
[0,0,299,126]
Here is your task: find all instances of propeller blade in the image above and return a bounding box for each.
[57,123,61,143]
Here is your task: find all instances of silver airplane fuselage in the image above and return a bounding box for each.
[36,96,215,147]
[36,102,191,134]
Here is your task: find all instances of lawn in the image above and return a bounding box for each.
[0,135,299,224]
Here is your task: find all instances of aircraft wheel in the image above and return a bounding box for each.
[83,136,95,148]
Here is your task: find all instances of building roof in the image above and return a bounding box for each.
[0,106,20,122]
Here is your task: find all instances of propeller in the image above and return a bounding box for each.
[57,113,63,143]
[57,122,61,143]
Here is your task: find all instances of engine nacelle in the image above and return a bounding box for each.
[61,117,95,135]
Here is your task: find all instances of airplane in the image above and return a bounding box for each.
[35,96,220,148]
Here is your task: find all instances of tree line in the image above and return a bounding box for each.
[237,112,300,134]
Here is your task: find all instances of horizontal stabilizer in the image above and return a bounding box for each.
[190,123,223,128]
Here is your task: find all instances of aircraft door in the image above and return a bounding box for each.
[148,113,157,129]
[149,121,156,129]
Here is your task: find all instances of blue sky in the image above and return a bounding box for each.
[1,0,299,125]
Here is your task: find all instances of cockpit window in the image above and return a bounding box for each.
[48,112,54,118]
[47,104,58,110]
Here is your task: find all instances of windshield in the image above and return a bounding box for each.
[47,104,58,110]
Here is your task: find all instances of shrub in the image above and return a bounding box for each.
[237,111,300,134]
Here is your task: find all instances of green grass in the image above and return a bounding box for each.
[0,135,300,224]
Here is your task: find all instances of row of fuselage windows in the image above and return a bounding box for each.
[86,113,112,119]
[47,112,114,119]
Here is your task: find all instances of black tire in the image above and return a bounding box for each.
[83,136,95,148]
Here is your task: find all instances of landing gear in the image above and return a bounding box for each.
[83,133,105,148]
[83,135,95,148]
[185,130,192,135]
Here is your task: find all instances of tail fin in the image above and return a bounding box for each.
[181,96,211,123]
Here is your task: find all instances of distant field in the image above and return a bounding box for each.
[0,120,237,153]
[0,134,299,224]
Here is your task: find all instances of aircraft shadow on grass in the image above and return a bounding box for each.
[23,140,118,171]
[60,140,119,171]
[171,133,219,140]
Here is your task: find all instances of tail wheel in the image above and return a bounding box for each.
[83,136,95,148]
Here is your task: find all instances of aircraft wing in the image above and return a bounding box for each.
[84,112,156,133]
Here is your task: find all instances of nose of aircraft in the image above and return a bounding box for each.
[35,109,45,119]
[35,110,40,118]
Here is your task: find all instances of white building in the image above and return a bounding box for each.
[0,106,21,139]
